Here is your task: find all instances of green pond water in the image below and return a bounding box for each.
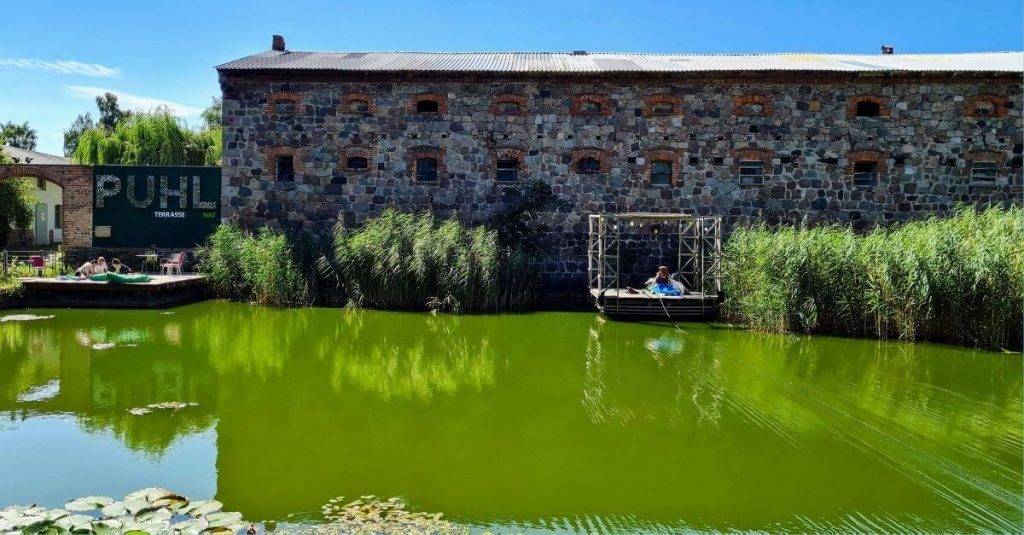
[0,301,1021,533]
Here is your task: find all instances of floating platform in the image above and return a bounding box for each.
[18,274,209,309]
[591,288,720,320]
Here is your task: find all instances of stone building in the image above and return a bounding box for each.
[217,38,1023,285]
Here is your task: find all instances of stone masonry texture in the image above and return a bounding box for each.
[219,72,1023,288]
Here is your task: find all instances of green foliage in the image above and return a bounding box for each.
[722,206,1024,349]
[63,113,95,157]
[72,109,221,166]
[321,209,538,312]
[96,92,130,130]
[0,178,37,245]
[199,223,308,307]
[0,121,37,150]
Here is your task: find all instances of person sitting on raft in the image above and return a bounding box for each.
[93,256,108,274]
[645,266,687,296]
[109,258,133,274]
[74,260,95,279]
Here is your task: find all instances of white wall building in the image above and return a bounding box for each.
[2,145,68,246]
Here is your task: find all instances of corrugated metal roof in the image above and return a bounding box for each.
[217,50,1024,74]
[2,145,71,165]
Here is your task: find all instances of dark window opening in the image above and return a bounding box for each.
[36,177,46,190]
[742,103,765,116]
[496,101,521,114]
[855,100,881,117]
[415,157,438,182]
[416,100,439,113]
[496,158,519,182]
[650,160,672,185]
[274,100,296,114]
[739,160,765,186]
[54,205,62,228]
[347,156,368,170]
[971,161,998,184]
[275,155,295,182]
[576,157,601,174]
[348,100,369,113]
[581,101,603,114]
[652,103,674,116]
[852,161,878,186]
[973,102,996,117]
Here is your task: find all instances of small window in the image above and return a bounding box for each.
[650,160,672,185]
[416,100,439,113]
[852,161,878,186]
[54,205,62,228]
[273,100,296,114]
[581,101,603,114]
[652,103,674,116]
[348,99,369,113]
[496,101,521,114]
[855,100,880,117]
[738,160,764,186]
[577,157,601,174]
[415,157,438,182]
[972,101,996,117]
[742,103,765,116]
[496,158,519,182]
[347,156,368,170]
[971,161,998,184]
[275,155,295,182]
[36,177,46,190]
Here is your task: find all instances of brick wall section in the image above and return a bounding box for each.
[219,72,1024,286]
[0,164,93,248]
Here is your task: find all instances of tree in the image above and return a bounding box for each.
[96,92,129,130]
[73,109,221,166]
[63,113,95,157]
[0,121,38,150]
[0,149,37,245]
[202,97,222,129]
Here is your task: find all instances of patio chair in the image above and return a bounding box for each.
[28,255,46,277]
[160,252,185,276]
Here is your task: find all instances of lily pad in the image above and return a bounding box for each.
[99,501,128,518]
[55,513,95,531]
[185,500,223,517]
[205,511,243,527]
[124,487,174,502]
[65,496,114,512]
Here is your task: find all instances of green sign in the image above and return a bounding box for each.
[92,165,221,247]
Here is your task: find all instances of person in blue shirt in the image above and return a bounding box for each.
[646,266,687,296]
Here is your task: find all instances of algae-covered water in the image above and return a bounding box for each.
[0,301,1021,533]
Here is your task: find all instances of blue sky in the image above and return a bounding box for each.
[2,0,1022,155]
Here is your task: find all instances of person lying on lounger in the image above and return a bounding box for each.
[645,266,687,296]
[93,257,108,274]
[109,258,133,274]
[74,260,95,279]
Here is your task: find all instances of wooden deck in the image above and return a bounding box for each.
[17,274,209,308]
[591,288,719,320]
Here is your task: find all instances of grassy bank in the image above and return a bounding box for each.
[722,206,1023,349]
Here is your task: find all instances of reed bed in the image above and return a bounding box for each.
[722,206,1024,349]
[200,223,308,307]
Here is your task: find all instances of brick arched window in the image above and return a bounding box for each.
[967,150,1003,186]
[407,147,445,182]
[492,148,525,182]
[848,96,889,118]
[965,95,1009,118]
[266,92,301,115]
[571,95,612,116]
[410,93,447,115]
[572,148,609,174]
[340,93,375,114]
[342,147,376,172]
[733,95,773,117]
[641,149,683,186]
[490,95,528,116]
[264,147,304,182]
[732,148,773,186]
[846,150,887,186]
[642,94,683,117]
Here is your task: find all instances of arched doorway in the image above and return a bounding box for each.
[0,164,93,248]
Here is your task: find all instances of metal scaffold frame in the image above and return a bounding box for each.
[587,212,722,296]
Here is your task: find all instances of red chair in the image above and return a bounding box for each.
[160,252,185,276]
[28,255,46,277]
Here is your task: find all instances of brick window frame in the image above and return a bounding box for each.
[847,95,890,118]
[571,94,613,116]
[845,150,887,186]
[339,93,376,115]
[265,92,302,114]
[732,148,773,185]
[409,93,448,115]
[490,147,525,181]
[967,150,1004,186]
[642,94,683,117]
[733,95,773,117]
[407,147,446,182]
[263,146,305,180]
[571,148,610,174]
[641,149,683,186]
[341,146,377,173]
[490,95,528,116]
[964,95,1009,118]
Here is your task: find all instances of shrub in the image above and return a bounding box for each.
[722,206,1024,350]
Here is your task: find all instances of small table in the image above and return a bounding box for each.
[136,254,159,274]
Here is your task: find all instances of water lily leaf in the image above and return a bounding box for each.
[99,501,128,518]
[135,507,172,523]
[65,496,114,512]
[200,527,233,534]
[124,487,174,502]
[55,513,95,531]
[151,495,189,510]
[91,519,122,534]
[171,516,208,532]
[184,500,223,517]
[205,511,242,528]
[121,499,152,515]
[45,508,71,521]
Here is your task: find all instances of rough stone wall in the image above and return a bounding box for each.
[220,73,1023,287]
[0,164,93,248]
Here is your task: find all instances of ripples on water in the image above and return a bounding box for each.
[0,302,1020,533]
